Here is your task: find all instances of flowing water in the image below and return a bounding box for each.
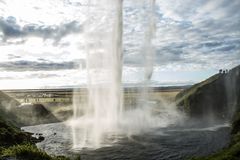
[53,0,229,158]
[71,0,183,150]
[16,1,234,159]
[72,0,124,149]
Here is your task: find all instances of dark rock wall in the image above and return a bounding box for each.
[176,65,240,122]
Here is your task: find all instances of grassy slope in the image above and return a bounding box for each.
[175,73,221,117]
[0,114,73,160]
[176,65,240,160]
[0,116,32,147]
[0,92,77,160]
[176,65,240,120]
[175,74,220,106]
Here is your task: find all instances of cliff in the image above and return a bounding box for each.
[176,65,240,122]
[175,65,240,160]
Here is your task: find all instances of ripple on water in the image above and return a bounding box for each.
[22,122,231,160]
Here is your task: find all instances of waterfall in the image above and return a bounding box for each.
[140,0,156,108]
[71,0,183,150]
[72,0,123,149]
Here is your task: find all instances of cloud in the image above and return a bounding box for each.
[0,16,82,42]
[124,36,240,70]
[0,72,58,80]
[7,54,22,60]
[0,59,86,71]
[0,0,239,88]
[122,0,240,71]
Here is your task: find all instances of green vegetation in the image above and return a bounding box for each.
[0,91,80,160]
[0,115,34,147]
[190,113,240,160]
[190,142,240,160]
[0,111,80,160]
[192,110,240,160]
[176,73,220,105]
[176,65,240,120]
[179,65,240,160]
[0,144,71,160]
[175,73,223,118]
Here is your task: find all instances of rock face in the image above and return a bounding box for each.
[0,91,59,126]
[176,65,240,122]
[176,65,240,159]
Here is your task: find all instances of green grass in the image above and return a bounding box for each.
[0,116,34,147]
[175,74,220,105]
[190,142,240,160]
[0,117,81,160]
[0,144,73,160]
[0,91,81,160]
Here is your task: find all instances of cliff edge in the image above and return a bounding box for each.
[176,65,240,123]
[175,65,240,160]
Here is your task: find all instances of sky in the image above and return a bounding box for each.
[0,0,239,89]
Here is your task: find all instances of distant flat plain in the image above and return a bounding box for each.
[2,86,186,121]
